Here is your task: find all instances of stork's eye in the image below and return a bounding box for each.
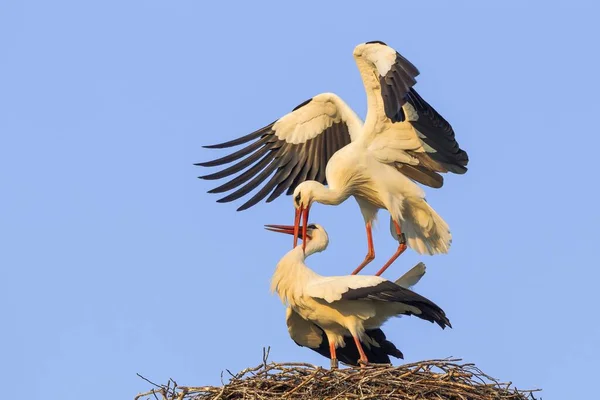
[307,224,317,229]
[294,193,301,204]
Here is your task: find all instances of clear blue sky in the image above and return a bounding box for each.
[1,1,599,398]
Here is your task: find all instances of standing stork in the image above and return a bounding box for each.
[265,223,450,368]
[198,41,468,276]
[284,262,427,367]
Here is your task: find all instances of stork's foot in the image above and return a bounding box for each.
[330,358,339,369]
[358,359,369,368]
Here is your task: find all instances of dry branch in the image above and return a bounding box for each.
[135,354,540,400]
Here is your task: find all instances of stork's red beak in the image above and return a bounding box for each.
[293,205,310,252]
[265,224,296,236]
[265,224,311,242]
[302,206,310,253]
[293,207,302,248]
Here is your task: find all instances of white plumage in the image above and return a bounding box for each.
[285,263,427,367]
[266,223,450,367]
[199,41,468,276]
[271,94,362,144]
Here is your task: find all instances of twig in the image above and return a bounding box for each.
[137,373,163,389]
[135,358,540,400]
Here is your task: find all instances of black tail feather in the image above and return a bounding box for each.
[341,280,452,329]
[301,328,404,367]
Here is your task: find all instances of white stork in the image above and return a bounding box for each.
[265,223,451,368]
[198,41,468,276]
[284,262,427,367]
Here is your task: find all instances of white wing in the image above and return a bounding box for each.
[305,275,387,303]
[286,307,324,348]
[353,41,420,127]
[305,272,451,329]
[353,41,468,188]
[197,93,363,210]
[272,93,362,144]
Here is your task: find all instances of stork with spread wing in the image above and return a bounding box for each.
[198,41,468,276]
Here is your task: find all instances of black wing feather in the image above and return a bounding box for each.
[379,52,420,122]
[269,153,305,201]
[405,89,469,171]
[298,132,320,184]
[198,100,352,210]
[199,143,273,180]
[207,151,275,194]
[297,324,402,366]
[202,123,274,149]
[375,49,468,174]
[216,154,284,204]
[195,135,273,168]
[341,281,451,329]
[304,132,322,183]
[236,150,297,211]
[284,149,310,196]
[315,130,329,185]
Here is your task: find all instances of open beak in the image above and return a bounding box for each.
[293,205,310,252]
[265,224,311,242]
[265,224,297,236]
[302,206,310,253]
[293,207,302,248]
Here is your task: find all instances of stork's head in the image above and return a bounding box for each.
[353,40,388,58]
[293,181,323,210]
[304,223,328,253]
[292,181,323,251]
[265,223,329,255]
[353,41,398,79]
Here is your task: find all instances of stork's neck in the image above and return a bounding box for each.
[304,231,329,256]
[270,236,328,305]
[270,248,316,305]
[354,57,386,131]
[311,182,351,206]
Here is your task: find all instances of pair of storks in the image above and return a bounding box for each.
[197,41,468,367]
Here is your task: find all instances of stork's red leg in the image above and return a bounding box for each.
[374,220,407,276]
[352,336,369,367]
[351,222,375,275]
[329,341,338,369]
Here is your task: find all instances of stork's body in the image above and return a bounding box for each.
[321,142,422,210]
[285,263,427,366]
[286,307,403,367]
[293,119,451,275]
[267,224,450,367]
[199,41,468,275]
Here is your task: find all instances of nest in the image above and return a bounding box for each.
[135,350,540,400]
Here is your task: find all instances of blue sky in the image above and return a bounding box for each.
[1,1,599,398]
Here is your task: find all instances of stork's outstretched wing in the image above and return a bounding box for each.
[354,41,469,188]
[196,93,362,211]
[305,274,451,329]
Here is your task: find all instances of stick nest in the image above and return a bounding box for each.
[136,350,540,400]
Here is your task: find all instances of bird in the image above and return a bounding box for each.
[197,41,468,276]
[265,222,450,368]
[285,262,427,367]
